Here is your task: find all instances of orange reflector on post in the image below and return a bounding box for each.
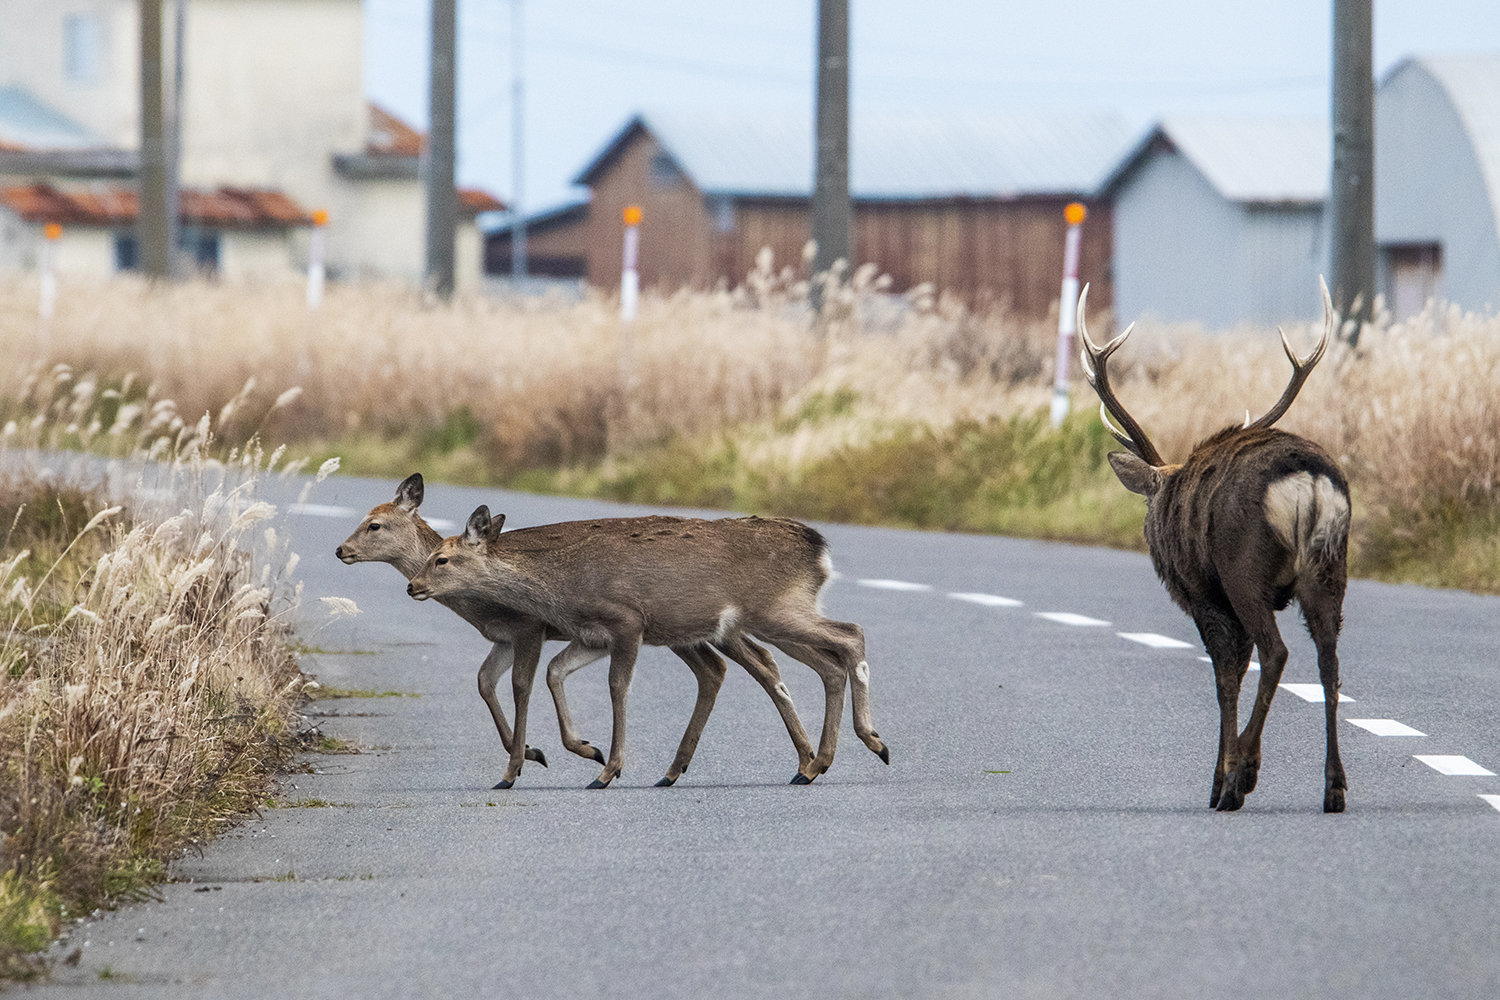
[623,205,642,226]
[311,209,330,227]
[1064,202,1087,226]
[43,222,62,240]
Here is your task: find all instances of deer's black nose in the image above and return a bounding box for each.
[406,583,415,597]
[335,545,344,560]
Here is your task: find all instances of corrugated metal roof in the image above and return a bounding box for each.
[1400,53,1500,242]
[578,109,1138,199]
[0,85,101,151]
[1159,116,1329,203]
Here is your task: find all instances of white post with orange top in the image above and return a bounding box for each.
[39,222,61,326]
[1050,201,1087,428]
[307,209,329,310]
[620,204,641,322]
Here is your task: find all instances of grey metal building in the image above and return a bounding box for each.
[1377,53,1500,318]
[1100,116,1329,329]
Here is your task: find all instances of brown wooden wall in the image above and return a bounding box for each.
[582,131,715,288]
[551,126,1116,316]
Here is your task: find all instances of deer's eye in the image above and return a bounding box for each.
[368,522,381,532]
[435,557,448,566]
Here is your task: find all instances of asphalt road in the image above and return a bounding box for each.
[42,474,1500,998]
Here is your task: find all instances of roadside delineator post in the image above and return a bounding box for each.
[1050,201,1087,428]
[40,222,61,321]
[307,208,329,310]
[620,204,641,322]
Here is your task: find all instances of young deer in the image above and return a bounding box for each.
[1079,280,1351,813]
[407,506,889,788]
[336,474,816,788]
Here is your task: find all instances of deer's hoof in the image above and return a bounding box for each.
[585,778,611,790]
[877,745,890,765]
[492,779,514,790]
[1215,783,1246,812]
[525,746,548,768]
[654,776,677,787]
[1241,761,1261,794]
[1324,787,1346,813]
[588,747,606,765]
[790,772,814,785]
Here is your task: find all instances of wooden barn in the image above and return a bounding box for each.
[488,110,1135,315]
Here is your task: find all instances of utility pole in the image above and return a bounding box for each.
[1329,0,1375,344]
[510,0,527,280]
[166,0,185,275]
[425,0,458,298]
[137,0,171,278]
[810,0,850,311]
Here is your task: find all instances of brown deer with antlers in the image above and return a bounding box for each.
[1079,280,1351,812]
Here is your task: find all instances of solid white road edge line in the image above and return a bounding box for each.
[857,579,933,591]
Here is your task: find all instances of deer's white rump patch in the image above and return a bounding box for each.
[1264,472,1350,570]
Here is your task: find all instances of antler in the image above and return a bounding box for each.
[1077,285,1165,467]
[1246,277,1335,431]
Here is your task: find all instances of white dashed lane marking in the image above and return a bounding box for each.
[1415,755,1496,776]
[1480,795,1500,813]
[857,579,932,592]
[1119,632,1194,649]
[948,592,1023,607]
[1198,656,1260,671]
[1279,683,1354,703]
[1035,612,1110,627]
[1346,719,1426,737]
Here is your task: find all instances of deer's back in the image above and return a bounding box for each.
[1147,427,1349,613]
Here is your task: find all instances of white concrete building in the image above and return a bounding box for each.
[0,0,498,285]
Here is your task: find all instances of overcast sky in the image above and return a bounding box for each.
[364,0,1500,213]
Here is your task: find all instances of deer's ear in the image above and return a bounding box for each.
[1108,451,1163,497]
[395,473,424,511]
[487,512,506,537]
[463,505,491,546]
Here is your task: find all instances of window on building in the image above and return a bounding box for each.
[64,14,103,84]
[649,150,685,189]
[114,229,222,274]
[709,196,735,233]
[1384,243,1442,320]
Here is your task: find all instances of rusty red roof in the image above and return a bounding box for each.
[0,183,312,227]
[458,188,505,213]
[368,103,425,157]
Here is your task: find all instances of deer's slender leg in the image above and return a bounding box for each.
[656,644,728,787]
[1195,608,1254,809]
[589,634,642,788]
[495,626,547,789]
[476,640,547,769]
[1219,584,1290,812]
[545,642,608,765]
[767,638,846,783]
[829,620,889,764]
[713,634,815,772]
[1301,584,1348,813]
